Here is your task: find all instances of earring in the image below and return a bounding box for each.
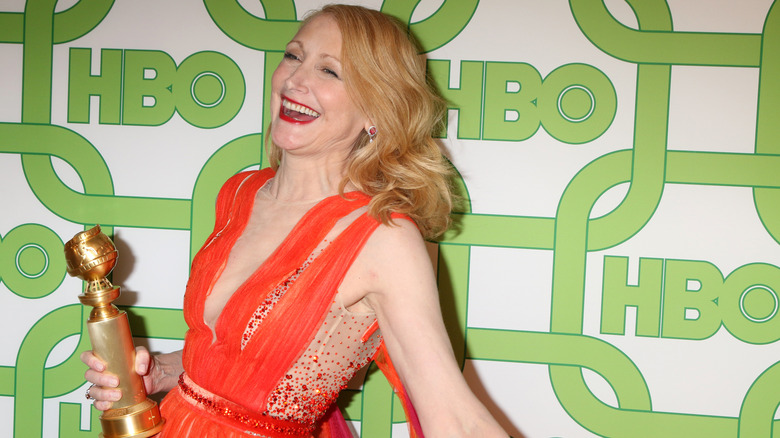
[367,126,377,143]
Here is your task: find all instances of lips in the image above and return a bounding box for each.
[280,97,320,123]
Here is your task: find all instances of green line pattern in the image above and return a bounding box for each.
[1,0,779,436]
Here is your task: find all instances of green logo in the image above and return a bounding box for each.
[1,1,779,437]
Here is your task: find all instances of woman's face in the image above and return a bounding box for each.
[269,15,368,160]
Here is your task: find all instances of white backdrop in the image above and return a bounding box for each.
[1,1,779,437]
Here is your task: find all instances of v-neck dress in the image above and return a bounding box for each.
[156,169,423,438]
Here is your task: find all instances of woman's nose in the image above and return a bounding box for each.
[285,64,311,91]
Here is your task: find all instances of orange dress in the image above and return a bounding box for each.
[157,169,422,438]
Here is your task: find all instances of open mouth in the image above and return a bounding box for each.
[280,97,321,123]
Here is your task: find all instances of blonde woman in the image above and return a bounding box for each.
[82,5,508,437]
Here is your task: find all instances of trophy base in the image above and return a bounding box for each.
[99,398,165,438]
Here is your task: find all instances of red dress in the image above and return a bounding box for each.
[157,169,422,437]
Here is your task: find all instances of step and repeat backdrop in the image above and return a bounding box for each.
[1,0,779,437]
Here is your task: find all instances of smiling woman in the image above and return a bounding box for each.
[267,13,369,167]
[280,97,321,122]
[80,4,509,438]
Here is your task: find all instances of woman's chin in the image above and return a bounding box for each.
[273,137,307,152]
[270,128,307,150]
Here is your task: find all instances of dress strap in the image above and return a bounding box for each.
[238,211,381,406]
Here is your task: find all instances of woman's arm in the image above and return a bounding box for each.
[360,220,509,437]
[80,347,183,411]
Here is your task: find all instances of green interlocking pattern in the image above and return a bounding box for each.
[1,0,779,437]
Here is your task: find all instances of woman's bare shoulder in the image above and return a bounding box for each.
[354,217,437,307]
[370,216,424,248]
[364,217,431,273]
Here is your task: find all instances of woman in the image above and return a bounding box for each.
[81,5,508,437]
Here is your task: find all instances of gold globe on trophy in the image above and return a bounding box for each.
[64,225,164,438]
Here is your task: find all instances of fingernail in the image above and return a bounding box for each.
[139,363,148,374]
[111,391,122,401]
[109,378,119,387]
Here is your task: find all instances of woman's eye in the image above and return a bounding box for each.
[322,68,339,78]
[283,51,299,61]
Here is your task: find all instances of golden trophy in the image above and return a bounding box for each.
[65,225,164,438]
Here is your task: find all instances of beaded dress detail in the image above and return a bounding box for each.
[155,169,418,438]
[264,299,382,424]
[241,262,309,351]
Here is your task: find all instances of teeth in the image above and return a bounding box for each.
[282,99,320,117]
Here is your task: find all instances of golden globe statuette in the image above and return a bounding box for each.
[64,225,164,438]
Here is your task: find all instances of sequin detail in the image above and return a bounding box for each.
[263,300,383,425]
[241,263,309,350]
[178,373,312,436]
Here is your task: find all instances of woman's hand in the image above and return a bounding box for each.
[80,349,125,411]
[80,347,183,411]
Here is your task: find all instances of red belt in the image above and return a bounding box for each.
[177,373,314,437]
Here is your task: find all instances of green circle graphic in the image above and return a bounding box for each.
[174,51,246,128]
[15,244,49,279]
[740,286,778,322]
[191,72,226,108]
[538,63,616,144]
[558,85,595,122]
[721,263,780,344]
[0,224,66,299]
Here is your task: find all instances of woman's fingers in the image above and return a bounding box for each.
[81,350,119,388]
[135,346,151,376]
[83,368,122,410]
[79,350,106,372]
[81,349,123,410]
[82,346,159,409]
[92,400,114,411]
[86,383,122,408]
[84,367,119,388]
[134,346,157,394]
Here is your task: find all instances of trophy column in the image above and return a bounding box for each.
[65,225,164,438]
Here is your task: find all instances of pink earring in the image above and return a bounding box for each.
[368,126,377,143]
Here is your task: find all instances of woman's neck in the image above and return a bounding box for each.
[268,155,350,203]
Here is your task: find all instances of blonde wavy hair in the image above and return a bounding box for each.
[266,4,453,239]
